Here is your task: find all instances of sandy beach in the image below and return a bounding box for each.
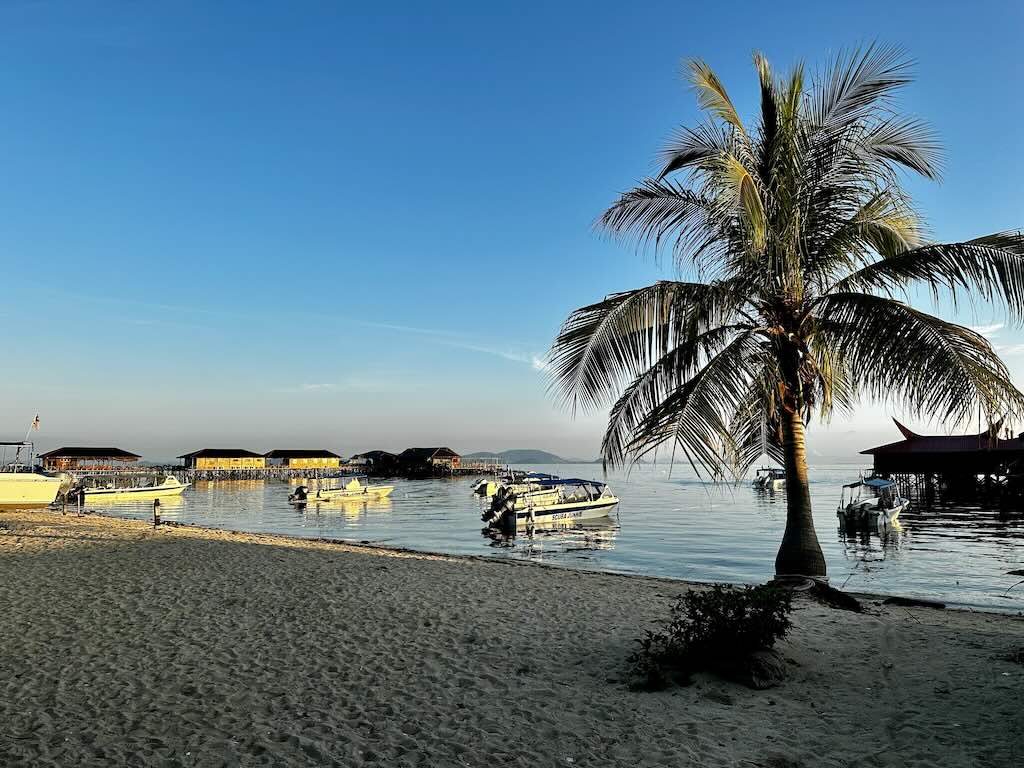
[0,510,1021,767]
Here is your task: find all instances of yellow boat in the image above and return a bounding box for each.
[81,475,189,500]
[0,440,67,506]
[289,476,394,503]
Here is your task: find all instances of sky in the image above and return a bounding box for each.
[0,0,1022,462]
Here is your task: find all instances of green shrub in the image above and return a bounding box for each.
[629,584,793,689]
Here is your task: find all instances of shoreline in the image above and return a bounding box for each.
[75,507,1024,617]
[2,508,1022,767]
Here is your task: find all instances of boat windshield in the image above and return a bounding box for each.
[0,441,37,472]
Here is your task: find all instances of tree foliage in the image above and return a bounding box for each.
[549,44,1024,479]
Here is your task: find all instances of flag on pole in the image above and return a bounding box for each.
[31,414,40,431]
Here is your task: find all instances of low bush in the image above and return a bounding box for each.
[629,584,793,689]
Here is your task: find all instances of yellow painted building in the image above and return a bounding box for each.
[178,449,266,470]
[264,449,342,469]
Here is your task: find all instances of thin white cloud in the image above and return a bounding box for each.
[995,343,1024,355]
[426,337,550,369]
[272,383,338,394]
[531,355,549,371]
[970,322,1004,338]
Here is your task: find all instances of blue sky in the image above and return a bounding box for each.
[1,1,1022,461]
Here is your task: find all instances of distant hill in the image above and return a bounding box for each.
[464,449,586,464]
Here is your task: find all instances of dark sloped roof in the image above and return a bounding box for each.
[399,447,460,460]
[38,447,141,460]
[350,450,396,460]
[861,419,1024,455]
[264,449,342,459]
[177,448,265,459]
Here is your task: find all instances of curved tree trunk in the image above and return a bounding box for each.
[774,406,828,579]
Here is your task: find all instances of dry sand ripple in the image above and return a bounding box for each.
[1,511,1022,767]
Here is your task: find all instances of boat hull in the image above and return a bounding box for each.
[837,498,908,528]
[0,473,63,507]
[301,486,394,502]
[513,496,620,524]
[83,483,189,501]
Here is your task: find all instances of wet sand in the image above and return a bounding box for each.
[1,509,1021,767]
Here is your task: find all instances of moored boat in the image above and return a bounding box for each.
[753,467,786,491]
[0,441,65,506]
[837,476,909,528]
[473,471,558,497]
[80,474,189,500]
[289,476,394,503]
[481,478,619,529]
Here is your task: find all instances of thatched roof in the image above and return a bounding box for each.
[861,419,1023,455]
[177,448,264,459]
[264,449,342,459]
[399,447,460,461]
[39,447,140,460]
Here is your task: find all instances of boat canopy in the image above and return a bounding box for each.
[532,478,607,488]
[843,477,895,490]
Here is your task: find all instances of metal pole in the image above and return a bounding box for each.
[153,498,161,527]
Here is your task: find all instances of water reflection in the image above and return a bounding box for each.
[83,494,186,511]
[482,514,620,560]
[298,496,394,520]
[837,518,907,564]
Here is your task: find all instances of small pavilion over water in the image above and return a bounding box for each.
[861,419,1024,501]
[38,447,141,472]
[264,449,342,469]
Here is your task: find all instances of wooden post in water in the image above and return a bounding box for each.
[153,498,161,527]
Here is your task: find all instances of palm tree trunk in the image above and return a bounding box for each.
[774,407,828,579]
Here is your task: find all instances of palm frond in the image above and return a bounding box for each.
[657,121,730,179]
[753,51,779,185]
[687,59,746,135]
[728,377,786,472]
[809,43,912,130]
[816,293,1024,425]
[859,115,942,180]
[548,280,747,414]
[832,232,1024,312]
[599,179,718,254]
[612,333,766,477]
[601,325,753,468]
[721,154,768,252]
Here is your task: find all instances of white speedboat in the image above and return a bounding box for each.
[289,476,394,503]
[753,467,786,491]
[0,441,64,506]
[80,474,188,500]
[473,471,558,498]
[482,478,619,529]
[837,477,909,527]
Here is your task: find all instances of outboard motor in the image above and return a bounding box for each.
[482,486,514,525]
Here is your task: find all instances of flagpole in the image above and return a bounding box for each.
[17,414,40,465]
[22,413,39,443]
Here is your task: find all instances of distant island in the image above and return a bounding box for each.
[463,449,591,465]
[463,449,647,465]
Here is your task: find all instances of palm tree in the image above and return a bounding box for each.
[548,45,1024,580]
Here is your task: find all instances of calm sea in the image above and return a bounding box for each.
[92,464,1024,612]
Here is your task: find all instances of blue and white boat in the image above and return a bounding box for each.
[482,477,619,529]
[837,477,908,527]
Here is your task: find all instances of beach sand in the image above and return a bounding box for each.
[1,510,1021,767]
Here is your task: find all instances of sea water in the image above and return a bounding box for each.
[95,463,1024,611]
